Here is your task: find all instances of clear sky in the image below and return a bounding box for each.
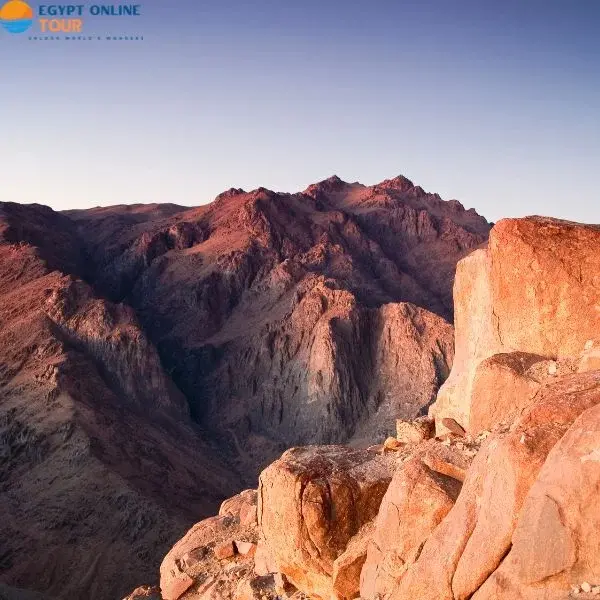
[2,0,599,222]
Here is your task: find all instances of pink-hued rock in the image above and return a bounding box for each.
[389,371,600,600]
[254,540,278,577]
[258,445,396,599]
[161,568,194,600]
[432,217,600,436]
[239,504,258,527]
[360,449,462,599]
[332,520,374,600]
[214,541,236,560]
[465,352,544,434]
[395,416,435,444]
[235,541,257,557]
[473,396,600,599]
[219,489,258,519]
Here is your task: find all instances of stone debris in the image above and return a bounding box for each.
[235,541,258,557]
[214,541,236,560]
[395,416,435,444]
[441,417,466,437]
[382,437,405,453]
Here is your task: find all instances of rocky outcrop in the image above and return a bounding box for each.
[360,446,464,599]
[474,395,600,599]
[258,446,396,600]
[390,371,600,600]
[433,217,600,436]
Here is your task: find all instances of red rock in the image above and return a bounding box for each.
[395,416,435,444]
[219,489,258,519]
[383,437,405,452]
[474,392,600,599]
[465,352,544,434]
[433,217,600,436]
[440,417,466,437]
[253,540,278,576]
[390,371,600,600]
[361,449,462,599]
[258,445,396,599]
[332,520,374,600]
[214,541,236,560]
[161,567,194,600]
[239,504,258,527]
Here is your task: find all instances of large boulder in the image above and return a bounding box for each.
[390,371,600,600]
[360,447,463,599]
[258,446,396,600]
[331,520,374,600]
[473,396,600,599]
[433,217,600,435]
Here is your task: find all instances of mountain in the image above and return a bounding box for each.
[0,176,490,599]
[146,216,600,600]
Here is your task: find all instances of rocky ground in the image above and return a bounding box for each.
[125,216,600,600]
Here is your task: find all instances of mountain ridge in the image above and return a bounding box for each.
[0,174,490,599]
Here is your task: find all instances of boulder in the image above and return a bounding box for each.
[389,371,600,600]
[161,568,194,600]
[254,540,278,576]
[473,392,600,599]
[219,489,258,519]
[159,515,236,599]
[578,342,600,373]
[258,445,396,599]
[383,437,405,452]
[432,218,600,435]
[395,417,435,444]
[234,541,257,557]
[360,448,463,599]
[420,443,471,483]
[332,520,374,600]
[465,352,544,434]
[214,541,236,560]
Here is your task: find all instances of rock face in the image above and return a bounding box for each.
[433,217,600,436]
[0,205,237,600]
[0,178,487,599]
[66,176,487,475]
[360,447,463,599]
[258,446,396,599]
[391,371,600,600]
[474,396,600,599]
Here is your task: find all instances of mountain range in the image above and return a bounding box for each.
[0,175,490,599]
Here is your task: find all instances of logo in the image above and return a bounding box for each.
[0,0,33,33]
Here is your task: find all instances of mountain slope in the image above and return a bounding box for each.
[0,204,237,600]
[67,175,489,474]
[0,175,489,598]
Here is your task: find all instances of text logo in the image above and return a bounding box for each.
[0,0,33,33]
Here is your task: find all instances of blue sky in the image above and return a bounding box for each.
[1,0,599,222]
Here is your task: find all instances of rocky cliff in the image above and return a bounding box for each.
[0,176,488,599]
[145,216,600,600]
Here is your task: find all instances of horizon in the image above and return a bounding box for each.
[2,0,600,223]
